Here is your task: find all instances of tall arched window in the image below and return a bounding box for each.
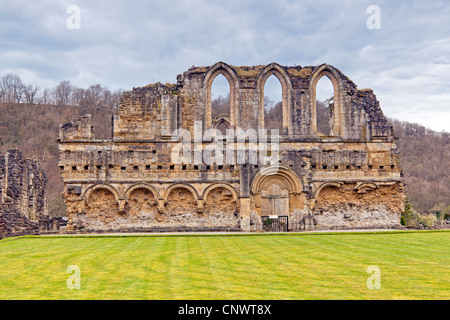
[204,63,238,131]
[315,76,334,136]
[310,66,343,138]
[263,75,283,132]
[211,74,230,123]
[257,64,292,136]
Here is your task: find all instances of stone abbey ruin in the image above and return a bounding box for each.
[58,62,406,233]
[0,149,54,238]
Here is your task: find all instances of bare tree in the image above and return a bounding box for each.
[264,96,275,112]
[103,88,122,110]
[39,88,52,105]
[14,82,25,104]
[88,84,103,107]
[52,80,74,107]
[24,84,40,105]
[1,73,24,103]
[211,93,230,119]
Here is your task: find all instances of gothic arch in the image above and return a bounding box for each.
[204,62,239,130]
[256,63,293,135]
[309,64,344,137]
[212,117,231,136]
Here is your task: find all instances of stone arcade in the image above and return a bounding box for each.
[58,62,405,233]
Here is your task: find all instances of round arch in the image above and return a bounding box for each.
[309,64,344,137]
[204,62,239,130]
[250,166,303,217]
[202,183,239,203]
[124,183,160,201]
[82,184,120,204]
[354,182,378,194]
[313,182,343,199]
[251,165,302,195]
[256,63,293,135]
[163,183,199,204]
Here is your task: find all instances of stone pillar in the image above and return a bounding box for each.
[239,197,251,231]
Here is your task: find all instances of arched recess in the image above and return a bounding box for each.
[83,186,120,224]
[256,63,293,135]
[204,62,239,130]
[83,184,121,204]
[124,183,159,202]
[124,184,159,218]
[313,182,342,199]
[309,64,344,137]
[163,183,199,216]
[203,183,239,203]
[163,183,199,204]
[311,182,343,211]
[203,184,239,225]
[212,117,231,136]
[251,166,303,216]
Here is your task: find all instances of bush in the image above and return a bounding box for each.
[400,215,407,226]
[418,214,436,228]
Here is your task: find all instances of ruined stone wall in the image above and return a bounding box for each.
[0,149,48,239]
[58,62,405,233]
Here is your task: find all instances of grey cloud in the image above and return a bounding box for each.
[0,0,449,131]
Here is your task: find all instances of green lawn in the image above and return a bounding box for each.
[0,231,448,300]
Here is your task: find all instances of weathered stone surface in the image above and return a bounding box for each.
[58,62,405,233]
[0,149,56,239]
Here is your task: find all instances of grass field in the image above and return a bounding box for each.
[0,231,448,300]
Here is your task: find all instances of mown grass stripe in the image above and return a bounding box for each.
[0,231,448,299]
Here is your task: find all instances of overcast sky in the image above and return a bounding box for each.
[1,0,449,132]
